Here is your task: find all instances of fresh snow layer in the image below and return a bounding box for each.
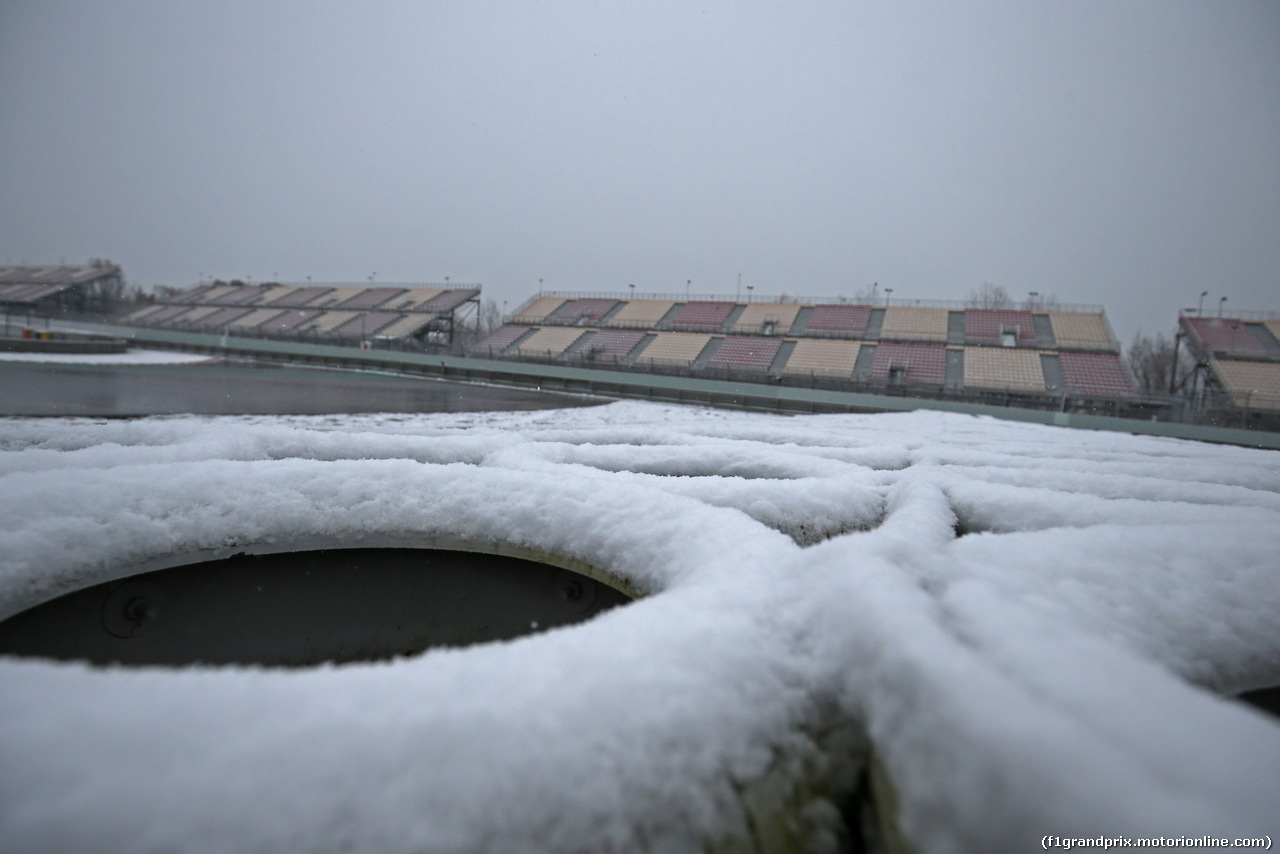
[0,348,214,365]
[0,402,1278,853]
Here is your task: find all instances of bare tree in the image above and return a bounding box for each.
[1126,329,1192,394]
[475,298,503,337]
[966,282,1013,309]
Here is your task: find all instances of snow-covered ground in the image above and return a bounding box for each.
[0,347,214,365]
[1,402,1277,852]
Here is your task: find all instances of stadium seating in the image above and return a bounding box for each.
[1210,359,1280,410]
[266,287,334,308]
[575,329,647,362]
[732,303,802,335]
[228,308,287,331]
[513,326,589,357]
[307,311,361,333]
[963,310,1037,347]
[1048,312,1114,350]
[804,305,872,337]
[333,288,407,310]
[187,307,254,331]
[123,283,477,347]
[880,307,949,342]
[512,297,568,323]
[782,339,861,377]
[1184,317,1271,360]
[606,300,677,327]
[330,311,404,337]
[666,301,736,331]
[370,314,436,340]
[475,325,533,354]
[167,306,222,326]
[549,299,620,324]
[633,332,714,366]
[119,283,1151,407]
[705,336,782,373]
[258,309,324,334]
[869,342,947,385]
[1058,351,1133,397]
[963,347,1046,392]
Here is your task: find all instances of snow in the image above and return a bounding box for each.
[1,402,1278,852]
[0,348,214,365]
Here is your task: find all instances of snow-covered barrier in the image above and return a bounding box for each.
[1,403,1278,852]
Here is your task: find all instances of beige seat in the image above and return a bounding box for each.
[1049,312,1115,350]
[783,339,861,377]
[634,332,714,365]
[880,307,949,342]
[963,347,1046,392]
[607,300,677,327]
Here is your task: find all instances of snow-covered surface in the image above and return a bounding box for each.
[0,347,214,365]
[1,402,1278,852]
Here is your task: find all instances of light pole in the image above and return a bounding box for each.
[1219,296,1228,318]
[686,279,691,300]
[885,287,893,305]
[1198,291,1208,314]
[629,283,635,299]
[1028,290,1039,309]
[746,285,754,303]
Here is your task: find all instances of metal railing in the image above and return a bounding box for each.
[461,344,1279,430]
[1179,308,1280,321]
[508,290,1105,318]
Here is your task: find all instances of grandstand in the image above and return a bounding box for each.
[473,290,1135,410]
[0,264,124,315]
[1178,312,1280,412]
[119,280,480,349]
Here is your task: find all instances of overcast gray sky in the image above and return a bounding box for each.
[2,1,1277,341]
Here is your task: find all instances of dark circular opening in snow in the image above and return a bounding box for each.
[0,548,632,667]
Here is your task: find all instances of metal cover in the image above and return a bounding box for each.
[0,548,631,667]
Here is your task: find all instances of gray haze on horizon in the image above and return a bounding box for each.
[2,1,1277,344]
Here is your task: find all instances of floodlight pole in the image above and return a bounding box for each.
[1218,296,1227,318]
[1198,291,1208,314]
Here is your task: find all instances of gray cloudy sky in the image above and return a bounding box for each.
[2,1,1277,341]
